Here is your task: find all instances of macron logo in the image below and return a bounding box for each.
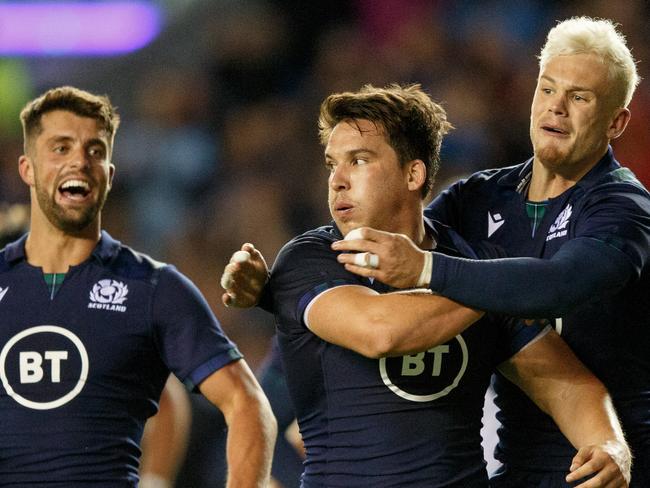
[488,212,505,238]
[0,286,8,303]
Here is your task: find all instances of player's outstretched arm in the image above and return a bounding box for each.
[220,243,269,308]
[306,285,483,358]
[332,227,635,317]
[199,360,277,488]
[499,330,631,487]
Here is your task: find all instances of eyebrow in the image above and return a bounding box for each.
[539,75,594,93]
[45,135,108,148]
[324,147,378,160]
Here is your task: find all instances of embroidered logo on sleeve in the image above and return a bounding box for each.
[488,211,505,238]
[546,204,572,242]
[88,279,128,312]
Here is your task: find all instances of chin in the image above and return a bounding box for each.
[535,145,568,168]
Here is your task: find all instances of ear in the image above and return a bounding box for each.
[406,159,426,193]
[18,155,35,187]
[607,107,631,140]
[107,163,116,190]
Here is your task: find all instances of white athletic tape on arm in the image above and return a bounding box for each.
[416,251,433,288]
[139,474,171,488]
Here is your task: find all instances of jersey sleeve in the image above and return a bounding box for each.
[152,266,242,391]
[574,183,650,272]
[426,184,650,317]
[268,232,363,333]
[493,317,551,365]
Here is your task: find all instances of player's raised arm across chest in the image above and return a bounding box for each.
[305,285,483,358]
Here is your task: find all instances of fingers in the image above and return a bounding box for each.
[331,227,386,253]
[568,447,627,488]
[219,243,269,308]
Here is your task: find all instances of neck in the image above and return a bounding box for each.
[392,202,433,249]
[26,209,101,274]
[528,156,599,202]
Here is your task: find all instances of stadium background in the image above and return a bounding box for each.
[1,1,648,486]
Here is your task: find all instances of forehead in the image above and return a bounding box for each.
[539,53,610,92]
[36,110,108,143]
[326,119,389,151]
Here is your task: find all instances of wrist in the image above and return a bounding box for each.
[416,251,433,288]
[602,439,631,484]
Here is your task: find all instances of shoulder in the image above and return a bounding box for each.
[275,225,339,265]
[579,167,650,211]
[431,163,525,204]
[104,243,169,285]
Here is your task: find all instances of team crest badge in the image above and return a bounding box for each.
[546,204,572,242]
[88,279,128,312]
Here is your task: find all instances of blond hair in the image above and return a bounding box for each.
[539,16,640,108]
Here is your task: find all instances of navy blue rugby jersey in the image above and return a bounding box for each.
[268,220,546,488]
[0,231,241,487]
[426,147,650,480]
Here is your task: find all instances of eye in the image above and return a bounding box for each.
[354,158,368,166]
[541,88,552,95]
[324,160,336,172]
[53,145,68,154]
[88,146,106,159]
[573,94,586,102]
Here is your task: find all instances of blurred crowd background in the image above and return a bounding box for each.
[1,1,649,486]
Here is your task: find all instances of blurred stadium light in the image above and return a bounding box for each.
[0,1,163,55]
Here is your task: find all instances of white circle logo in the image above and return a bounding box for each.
[379,335,468,402]
[0,325,89,410]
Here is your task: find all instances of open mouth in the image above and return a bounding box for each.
[542,125,568,135]
[58,179,91,201]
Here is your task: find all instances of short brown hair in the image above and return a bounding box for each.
[20,86,120,153]
[318,83,452,198]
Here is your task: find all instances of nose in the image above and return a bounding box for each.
[70,146,91,169]
[329,163,350,192]
[548,93,568,116]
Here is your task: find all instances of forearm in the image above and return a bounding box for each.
[547,379,626,450]
[224,393,277,488]
[429,238,633,317]
[367,292,483,356]
[308,287,483,358]
[200,361,277,488]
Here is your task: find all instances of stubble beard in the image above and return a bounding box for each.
[35,181,108,234]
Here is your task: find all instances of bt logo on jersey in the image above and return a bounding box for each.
[400,345,450,376]
[0,325,88,410]
[20,350,68,383]
[379,335,468,402]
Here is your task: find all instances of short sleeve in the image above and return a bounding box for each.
[493,317,551,365]
[269,231,363,334]
[152,266,242,391]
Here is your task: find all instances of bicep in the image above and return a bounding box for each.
[305,285,381,354]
